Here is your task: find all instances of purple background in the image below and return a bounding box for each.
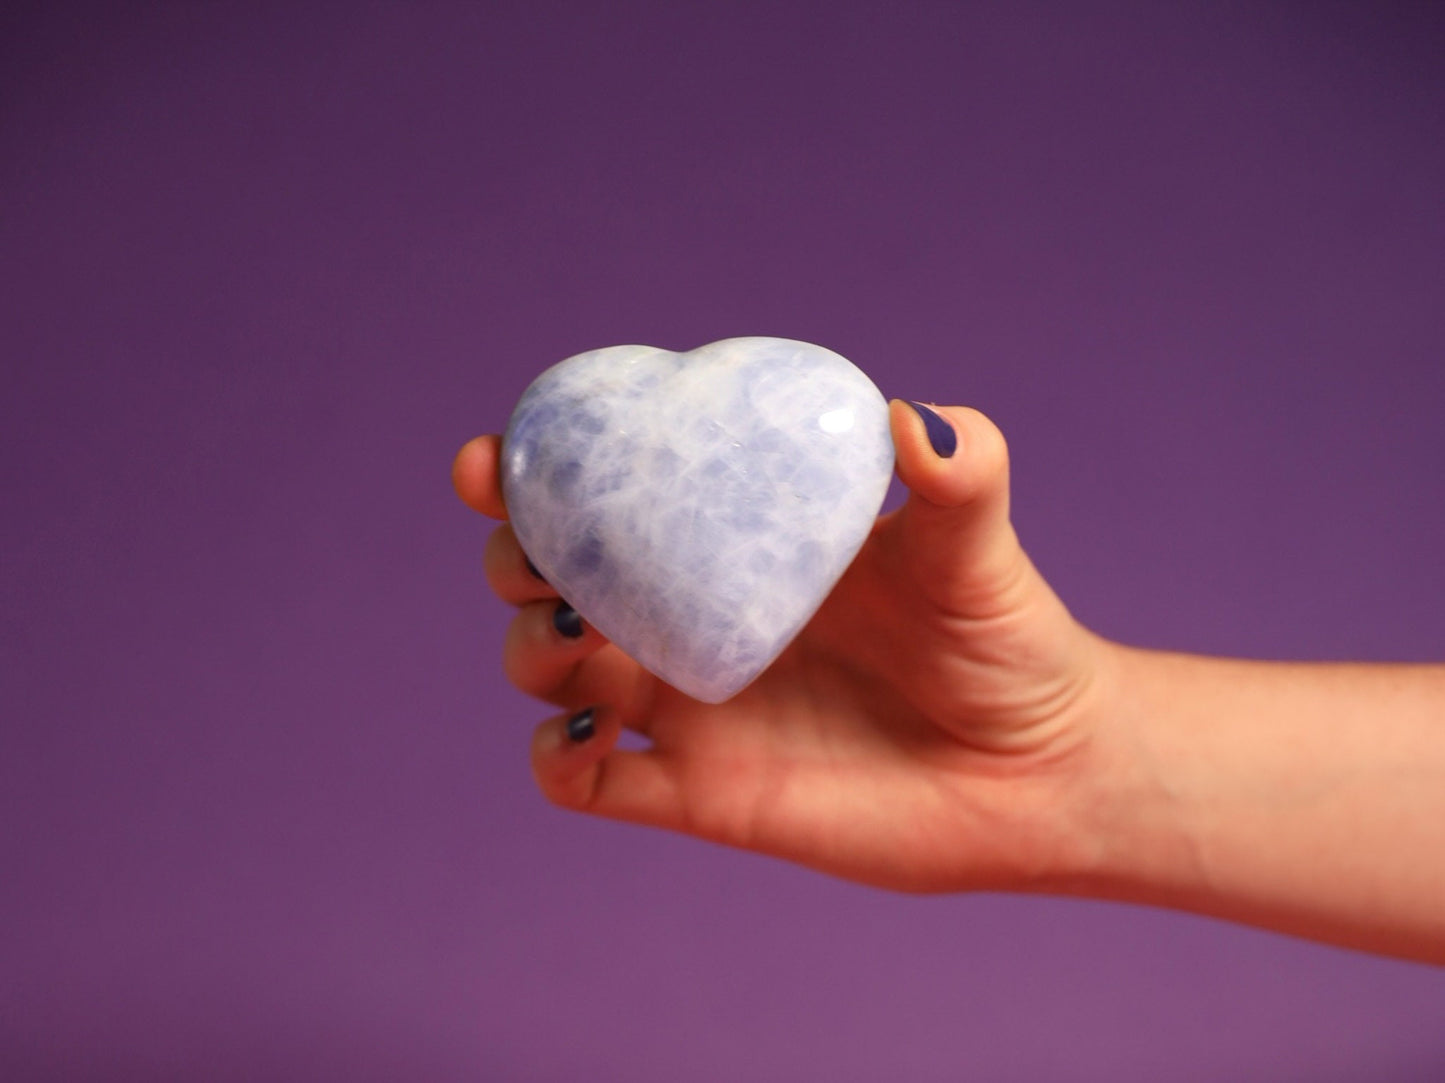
[4,3,1444,1079]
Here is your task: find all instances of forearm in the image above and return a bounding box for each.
[1076,645,1445,963]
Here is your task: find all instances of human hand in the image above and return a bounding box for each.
[453,402,1122,893]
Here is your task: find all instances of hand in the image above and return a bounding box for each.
[453,402,1120,893]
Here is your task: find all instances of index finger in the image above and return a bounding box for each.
[451,435,509,520]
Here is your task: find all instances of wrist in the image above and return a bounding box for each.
[1027,639,1208,906]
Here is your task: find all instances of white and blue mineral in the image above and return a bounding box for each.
[501,337,894,703]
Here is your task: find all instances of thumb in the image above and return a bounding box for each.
[888,400,1024,607]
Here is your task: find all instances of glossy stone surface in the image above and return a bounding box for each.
[501,337,893,703]
[499,338,890,705]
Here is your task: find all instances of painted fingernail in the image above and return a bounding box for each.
[553,601,584,639]
[908,402,957,459]
[524,555,546,581]
[566,707,596,744]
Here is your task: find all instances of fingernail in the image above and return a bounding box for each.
[566,707,596,743]
[524,555,546,581]
[553,601,584,639]
[908,402,957,458]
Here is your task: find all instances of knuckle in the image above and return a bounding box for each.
[503,604,594,704]
[484,524,556,605]
[502,606,550,690]
[482,524,517,579]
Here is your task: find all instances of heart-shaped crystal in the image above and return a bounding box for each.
[500,337,894,703]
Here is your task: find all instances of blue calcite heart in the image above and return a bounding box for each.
[500,337,894,703]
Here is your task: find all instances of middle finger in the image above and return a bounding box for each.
[484,523,558,607]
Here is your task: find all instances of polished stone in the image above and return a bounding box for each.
[501,337,893,703]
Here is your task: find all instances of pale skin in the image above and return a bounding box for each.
[452,401,1445,964]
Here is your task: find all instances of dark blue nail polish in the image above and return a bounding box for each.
[524,555,546,581]
[908,401,957,458]
[566,707,596,743]
[553,601,583,639]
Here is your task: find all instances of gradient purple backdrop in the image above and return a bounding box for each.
[3,3,1444,1080]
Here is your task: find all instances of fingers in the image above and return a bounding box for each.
[463,433,680,829]
[503,598,601,699]
[484,523,556,606]
[503,597,651,711]
[471,440,652,714]
[888,400,1026,607]
[452,435,508,520]
[531,707,682,828]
